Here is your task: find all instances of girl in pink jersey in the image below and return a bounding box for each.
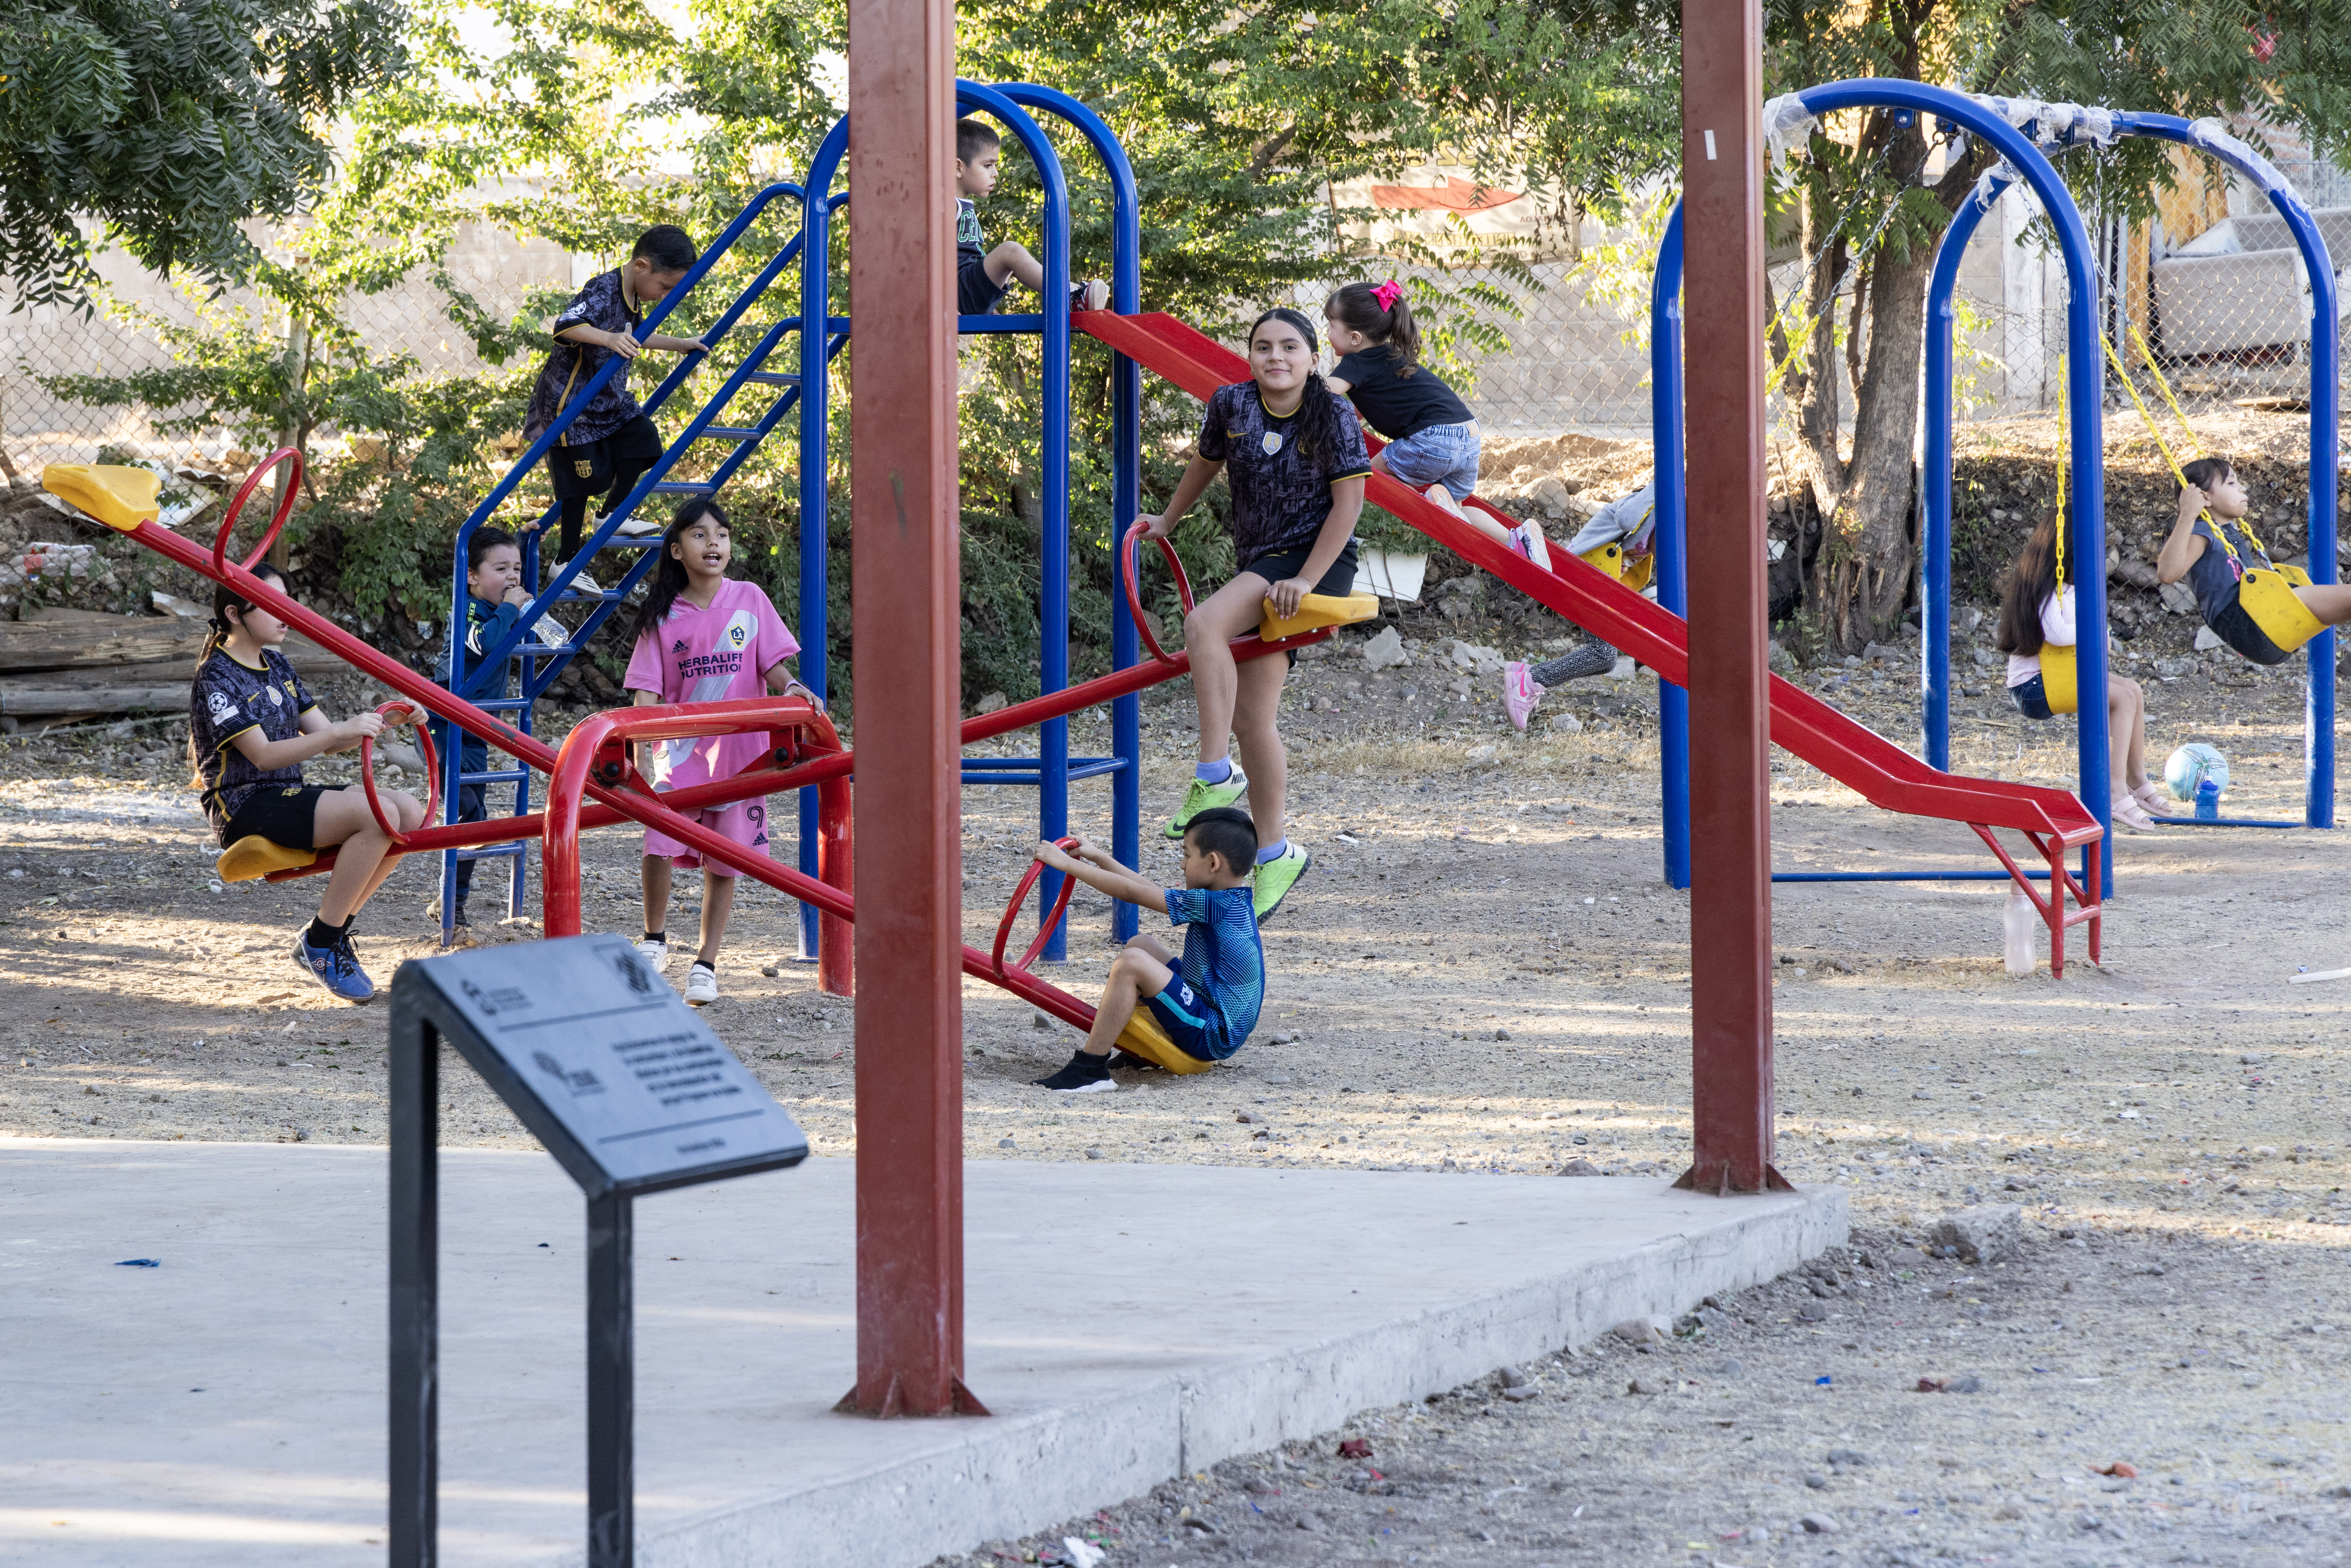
[621,498,819,1005]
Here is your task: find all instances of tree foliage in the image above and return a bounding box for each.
[0,0,408,310]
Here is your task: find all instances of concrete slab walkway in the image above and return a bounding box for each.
[1,1139,1843,1566]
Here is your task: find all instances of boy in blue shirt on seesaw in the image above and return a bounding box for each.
[1028,807,1266,1094]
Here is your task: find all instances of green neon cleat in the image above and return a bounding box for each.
[1162,767,1250,838]
[1252,842,1311,921]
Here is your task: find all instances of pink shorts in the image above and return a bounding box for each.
[643,798,773,873]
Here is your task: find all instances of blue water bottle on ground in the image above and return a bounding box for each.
[2194,777,2221,821]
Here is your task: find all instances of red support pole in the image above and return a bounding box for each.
[842,0,981,1416]
[1678,0,1787,1195]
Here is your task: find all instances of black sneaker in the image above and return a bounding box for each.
[1033,1050,1117,1093]
[1106,1049,1162,1072]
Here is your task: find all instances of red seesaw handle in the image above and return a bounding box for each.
[994,837,1083,979]
[358,701,439,850]
[213,447,304,578]
[1120,519,1194,665]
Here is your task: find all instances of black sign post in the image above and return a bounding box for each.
[389,936,809,1568]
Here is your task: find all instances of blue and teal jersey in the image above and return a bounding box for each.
[1158,885,1265,1058]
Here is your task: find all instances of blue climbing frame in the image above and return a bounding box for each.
[440,81,1149,958]
[1923,112,2338,834]
[1650,79,2116,892]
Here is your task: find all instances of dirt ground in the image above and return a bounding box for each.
[4,601,2349,1565]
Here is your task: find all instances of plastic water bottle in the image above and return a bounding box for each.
[2003,886,2036,976]
[2194,777,2221,821]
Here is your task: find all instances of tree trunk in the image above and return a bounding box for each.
[269,312,312,571]
[1814,236,1933,654]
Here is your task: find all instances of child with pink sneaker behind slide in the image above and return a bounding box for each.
[1323,280,1551,570]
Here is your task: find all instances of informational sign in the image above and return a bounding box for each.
[391,935,807,1198]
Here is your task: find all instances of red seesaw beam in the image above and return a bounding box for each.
[99,457,1338,1020]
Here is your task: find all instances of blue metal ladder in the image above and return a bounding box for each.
[438,181,840,946]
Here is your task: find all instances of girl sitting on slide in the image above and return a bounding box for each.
[1322,280,1551,570]
[2155,455,2351,662]
[189,568,425,1003]
[1139,306,1369,921]
[1995,512,2161,832]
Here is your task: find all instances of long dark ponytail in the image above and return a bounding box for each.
[197,564,286,670]
[1325,280,1423,376]
[628,496,730,647]
[1995,510,2067,658]
[1247,307,1346,464]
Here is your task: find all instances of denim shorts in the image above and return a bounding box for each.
[1378,419,1482,500]
[2008,675,2054,721]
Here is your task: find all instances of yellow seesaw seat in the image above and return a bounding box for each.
[1578,538,1656,592]
[217,837,317,883]
[1259,591,1378,643]
[41,464,161,532]
[1113,1010,1217,1074]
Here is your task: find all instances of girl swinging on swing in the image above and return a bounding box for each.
[2155,455,2351,665]
[1996,507,2162,832]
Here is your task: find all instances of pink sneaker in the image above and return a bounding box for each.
[1503,662,1544,731]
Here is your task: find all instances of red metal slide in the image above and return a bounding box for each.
[1077,310,2103,968]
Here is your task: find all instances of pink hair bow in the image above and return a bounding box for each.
[1371,279,1405,312]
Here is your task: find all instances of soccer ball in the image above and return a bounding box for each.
[2163,742,2230,804]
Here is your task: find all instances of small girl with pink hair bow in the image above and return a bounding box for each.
[1324,279,1549,570]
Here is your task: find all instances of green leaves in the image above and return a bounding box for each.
[0,0,408,311]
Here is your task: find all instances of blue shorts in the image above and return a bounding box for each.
[1378,419,1482,501]
[1144,976,1238,1062]
[2008,675,2055,721]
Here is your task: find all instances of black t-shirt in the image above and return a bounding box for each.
[1196,383,1372,568]
[1331,343,1473,440]
[189,646,319,842]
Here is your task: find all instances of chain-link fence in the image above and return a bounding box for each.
[7,130,2348,474]
[0,223,580,474]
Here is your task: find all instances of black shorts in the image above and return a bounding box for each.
[549,413,664,501]
[2007,675,2055,721]
[958,250,1007,317]
[222,783,336,850]
[1237,539,1358,596]
[2208,597,2294,665]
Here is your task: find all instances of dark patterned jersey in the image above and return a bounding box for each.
[189,646,320,841]
[1195,382,1372,568]
[523,269,644,446]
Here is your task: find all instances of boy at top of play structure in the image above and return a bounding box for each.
[954,118,1110,318]
[623,496,822,1007]
[523,224,710,598]
[1995,509,2160,831]
[1026,807,1266,1094]
[188,567,425,1003]
[1323,279,1551,564]
[1140,306,1371,920]
[2155,454,2351,660]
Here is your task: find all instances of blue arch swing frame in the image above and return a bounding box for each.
[1648,80,2121,897]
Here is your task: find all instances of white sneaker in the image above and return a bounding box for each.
[615,513,663,537]
[1508,520,1553,572]
[683,962,719,1006]
[635,934,671,969]
[1423,481,1468,519]
[551,564,603,593]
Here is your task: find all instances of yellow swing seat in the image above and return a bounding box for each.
[1259,591,1379,643]
[1112,1009,1216,1074]
[2233,566,2325,654]
[217,836,317,883]
[1577,539,1656,592]
[41,464,161,532]
[2037,643,2080,715]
